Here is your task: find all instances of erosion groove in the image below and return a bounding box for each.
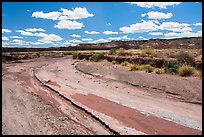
[33,73,120,135]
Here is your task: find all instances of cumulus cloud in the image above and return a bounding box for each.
[103,31,119,35]
[193,22,202,26]
[84,30,100,34]
[2,29,12,33]
[2,41,9,47]
[120,20,159,34]
[12,39,30,45]
[82,38,93,41]
[10,36,23,39]
[121,35,131,40]
[2,36,9,41]
[141,11,173,20]
[108,37,121,41]
[138,36,144,39]
[126,2,182,9]
[67,39,83,43]
[159,21,192,32]
[32,7,93,21]
[149,32,163,36]
[60,7,94,20]
[94,38,109,43]
[25,28,45,32]
[54,20,84,30]
[70,34,81,38]
[16,29,63,44]
[164,30,202,39]
[32,11,61,20]
[38,34,63,43]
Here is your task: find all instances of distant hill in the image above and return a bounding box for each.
[2,37,202,52]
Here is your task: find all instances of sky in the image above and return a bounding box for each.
[2,2,202,48]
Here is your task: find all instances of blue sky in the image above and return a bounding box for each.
[2,2,202,48]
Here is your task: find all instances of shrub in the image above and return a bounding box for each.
[164,61,181,74]
[199,49,202,55]
[128,64,140,71]
[72,53,79,59]
[111,60,117,64]
[109,48,117,55]
[143,48,154,56]
[121,61,129,66]
[178,65,195,76]
[145,65,154,73]
[89,53,104,62]
[116,48,126,56]
[193,69,202,78]
[156,69,165,74]
[176,51,195,65]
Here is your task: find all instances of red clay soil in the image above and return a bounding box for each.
[71,93,201,135]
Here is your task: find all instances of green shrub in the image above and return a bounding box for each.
[178,65,195,76]
[128,64,140,71]
[72,53,79,59]
[164,61,181,74]
[199,49,202,55]
[156,69,165,74]
[111,60,117,64]
[109,48,117,55]
[89,53,104,62]
[143,48,154,55]
[176,51,195,65]
[116,48,126,56]
[145,65,154,73]
[121,61,129,66]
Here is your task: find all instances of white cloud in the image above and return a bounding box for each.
[60,7,94,20]
[149,32,163,36]
[32,11,61,20]
[12,39,30,45]
[10,36,23,39]
[159,22,192,32]
[126,2,182,9]
[2,41,9,47]
[94,38,109,43]
[103,31,119,35]
[16,30,63,44]
[29,42,45,45]
[16,30,36,36]
[106,23,111,26]
[54,20,84,30]
[2,29,12,33]
[70,34,81,38]
[121,35,131,40]
[193,22,202,26]
[2,36,9,41]
[82,38,93,41]
[164,30,202,39]
[120,20,159,34]
[25,28,45,32]
[108,37,121,41]
[63,41,77,46]
[38,34,63,43]
[68,39,83,43]
[84,30,100,34]
[16,30,48,37]
[141,11,173,20]
[138,36,144,39]
[151,20,160,24]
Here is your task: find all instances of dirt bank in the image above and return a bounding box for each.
[75,60,202,104]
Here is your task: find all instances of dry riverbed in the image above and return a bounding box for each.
[2,55,202,135]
